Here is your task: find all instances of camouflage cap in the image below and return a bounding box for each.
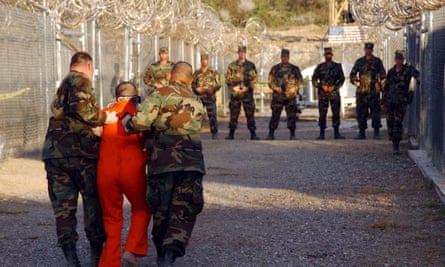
[324,47,333,55]
[281,48,290,56]
[238,45,247,53]
[395,50,406,59]
[201,53,209,60]
[159,47,168,54]
[364,42,374,50]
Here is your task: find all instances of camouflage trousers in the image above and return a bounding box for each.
[201,96,218,134]
[318,91,341,129]
[386,103,407,141]
[147,171,204,258]
[45,158,106,246]
[228,93,256,131]
[356,92,382,130]
[269,93,297,130]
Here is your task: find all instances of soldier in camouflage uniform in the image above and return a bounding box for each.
[350,42,386,139]
[382,50,420,155]
[312,47,346,140]
[123,62,205,266]
[225,45,260,140]
[192,53,221,139]
[266,48,303,140]
[42,52,118,267]
[143,47,174,97]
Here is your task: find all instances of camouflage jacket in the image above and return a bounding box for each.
[125,81,206,176]
[269,63,303,94]
[42,71,106,160]
[382,63,419,105]
[192,68,221,99]
[225,59,257,95]
[350,55,386,94]
[143,61,174,88]
[312,61,345,92]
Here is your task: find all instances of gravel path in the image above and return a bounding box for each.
[1,114,444,266]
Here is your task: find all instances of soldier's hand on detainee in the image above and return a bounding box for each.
[91,126,103,137]
[105,110,118,124]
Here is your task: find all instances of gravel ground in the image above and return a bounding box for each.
[1,111,445,267]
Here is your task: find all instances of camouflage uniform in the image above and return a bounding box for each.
[268,60,303,136]
[382,62,419,142]
[125,79,205,261]
[192,66,221,135]
[143,60,174,97]
[312,60,345,130]
[42,71,107,248]
[225,57,258,136]
[350,48,386,138]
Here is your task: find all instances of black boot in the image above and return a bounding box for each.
[89,242,103,267]
[334,126,345,139]
[225,129,235,140]
[289,129,296,140]
[266,129,275,140]
[250,130,260,140]
[163,249,176,267]
[392,139,401,155]
[211,132,218,140]
[373,128,381,140]
[316,128,325,140]
[61,243,81,267]
[355,129,366,139]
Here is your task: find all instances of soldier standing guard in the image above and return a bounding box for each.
[312,47,346,140]
[192,53,221,139]
[350,42,386,139]
[266,48,303,140]
[143,47,174,96]
[225,45,260,140]
[123,62,205,266]
[382,50,420,154]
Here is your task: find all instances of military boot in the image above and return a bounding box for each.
[355,129,366,140]
[163,249,176,267]
[89,242,103,267]
[334,126,345,139]
[289,129,296,140]
[266,129,275,140]
[61,243,81,267]
[211,132,218,140]
[373,128,381,140]
[250,130,260,140]
[392,139,401,155]
[225,129,235,140]
[316,128,325,140]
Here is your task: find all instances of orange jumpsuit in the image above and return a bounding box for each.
[97,99,151,267]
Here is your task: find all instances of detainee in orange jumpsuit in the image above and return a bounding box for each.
[97,81,151,267]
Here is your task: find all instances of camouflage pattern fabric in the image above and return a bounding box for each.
[225,59,258,130]
[382,64,419,141]
[45,158,106,245]
[147,171,204,258]
[350,55,386,130]
[42,71,106,160]
[268,63,303,130]
[192,68,221,134]
[143,61,174,88]
[312,62,345,129]
[126,80,206,176]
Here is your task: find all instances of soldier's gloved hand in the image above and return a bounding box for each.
[105,110,118,124]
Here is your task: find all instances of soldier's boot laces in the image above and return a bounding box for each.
[89,242,103,267]
[373,128,381,140]
[61,243,81,267]
[392,140,401,155]
[355,129,366,140]
[266,129,275,140]
[289,129,296,140]
[250,130,260,140]
[316,128,325,140]
[334,127,345,139]
[225,129,235,140]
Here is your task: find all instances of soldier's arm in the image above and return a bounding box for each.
[125,93,161,133]
[312,65,320,88]
[378,59,387,80]
[248,63,258,91]
[268,66,279,90]
[337,63,345,87]
[213,71,221,91]
[143,67,152,86]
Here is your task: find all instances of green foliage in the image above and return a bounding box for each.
[202,0,328,29]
